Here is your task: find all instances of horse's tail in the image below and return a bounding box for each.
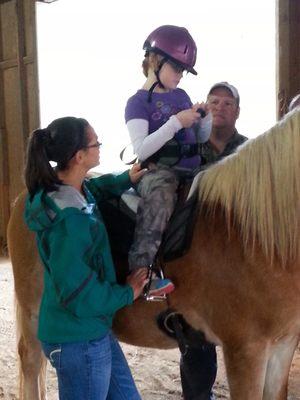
[39,358,47,400]
[15,297,24,400]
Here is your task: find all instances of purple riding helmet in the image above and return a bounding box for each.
[143,25,197,75]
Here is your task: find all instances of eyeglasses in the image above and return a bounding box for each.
[84,141,102,149]
[167,60,186,74]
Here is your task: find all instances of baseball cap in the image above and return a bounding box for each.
[208,82,240,106]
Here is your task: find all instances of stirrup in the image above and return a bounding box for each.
[143,264,167,302]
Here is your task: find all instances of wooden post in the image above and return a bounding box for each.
[276,0,300,118]
[0,0,40,251]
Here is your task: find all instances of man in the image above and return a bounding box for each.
[199,81,247,167]
[180,82,248,400]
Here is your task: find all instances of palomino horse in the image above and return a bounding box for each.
[7,110,300,400]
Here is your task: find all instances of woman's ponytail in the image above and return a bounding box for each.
[25,128,61,197]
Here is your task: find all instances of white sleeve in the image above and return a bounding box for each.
[126,116,182,161]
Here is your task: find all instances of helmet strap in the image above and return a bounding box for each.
[147,57,168,103]
[147,81,159,103]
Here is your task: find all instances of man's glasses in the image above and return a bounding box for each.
[85,141,102,149]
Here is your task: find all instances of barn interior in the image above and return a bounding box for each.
[0,0,299,249]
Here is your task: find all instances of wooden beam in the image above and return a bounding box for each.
[16,0,30,151]
[276,0,300,118]
[0,55,34,69]
[289,1,300,100]
[0,0,40,249]
[0,0,10,252]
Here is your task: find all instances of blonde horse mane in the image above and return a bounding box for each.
[199,109,300,266]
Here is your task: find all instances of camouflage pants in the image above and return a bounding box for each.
[128,166,179,269]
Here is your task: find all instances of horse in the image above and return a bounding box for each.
[7,109,300,400]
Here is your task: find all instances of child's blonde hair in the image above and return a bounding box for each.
[142,53,163,77]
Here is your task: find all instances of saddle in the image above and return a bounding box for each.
[98,171,202,264]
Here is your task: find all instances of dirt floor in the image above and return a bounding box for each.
[0,256,299,399]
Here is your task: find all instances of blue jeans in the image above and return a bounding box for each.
[41,332,141,400]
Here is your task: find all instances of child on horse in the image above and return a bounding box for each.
[125,25,212,296]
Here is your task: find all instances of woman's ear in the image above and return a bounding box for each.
[74,149,84,164]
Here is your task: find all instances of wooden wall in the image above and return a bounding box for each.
[276,0,300,117]
[0,0,40,250]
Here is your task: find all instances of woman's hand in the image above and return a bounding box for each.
[129,163,147,184]
[126,268,149,300]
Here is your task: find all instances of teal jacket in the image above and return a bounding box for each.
[25,171,134,343]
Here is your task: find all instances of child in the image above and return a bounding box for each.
[24,116,148,399]
[125,25,212,296]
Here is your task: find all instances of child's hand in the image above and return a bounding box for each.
[129,163,147,184]
[192,102,209,116]
[176,108,201,128]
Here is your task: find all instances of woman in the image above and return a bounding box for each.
[24,116,147,400]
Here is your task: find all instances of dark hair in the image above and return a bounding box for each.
[25,116,90,197]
